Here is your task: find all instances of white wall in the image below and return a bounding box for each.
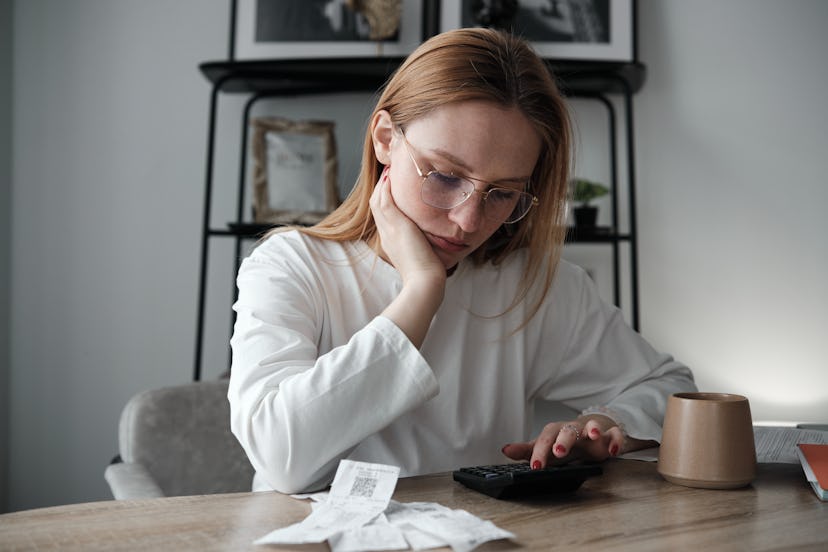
[7,0,827,511]
[9,0,228,511]
[636,0,828,422]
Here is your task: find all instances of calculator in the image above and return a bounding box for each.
[452,462,602,499]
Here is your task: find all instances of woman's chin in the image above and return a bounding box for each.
[434,251,463,275]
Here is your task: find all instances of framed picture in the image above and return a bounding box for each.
[233,0,425,60]
[251,117,341,225]
[439,0,634,62]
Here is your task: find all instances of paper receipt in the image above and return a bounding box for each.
[254,460,399,545]
[254,459,515,552]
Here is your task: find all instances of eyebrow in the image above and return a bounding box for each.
[428,147,532,186]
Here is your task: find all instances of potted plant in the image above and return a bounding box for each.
[570,178,609,227]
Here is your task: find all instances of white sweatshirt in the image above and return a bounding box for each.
[229,230,695,493]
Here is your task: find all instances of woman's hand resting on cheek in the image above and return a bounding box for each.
[371,166,447,348]
[370,166,447,287]
[501,414,654,469]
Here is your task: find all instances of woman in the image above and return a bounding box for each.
[229,28,695,494]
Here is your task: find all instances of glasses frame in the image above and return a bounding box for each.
[397,129,539,224]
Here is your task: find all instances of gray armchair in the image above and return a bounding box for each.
[104,379,254,499]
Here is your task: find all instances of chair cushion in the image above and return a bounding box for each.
[118,379,254,496]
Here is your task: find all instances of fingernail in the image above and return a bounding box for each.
[555,444,567,455]
[610,444,619,456]
[501,444,509,454]
[532,460,542,470]
[590,428,600,438]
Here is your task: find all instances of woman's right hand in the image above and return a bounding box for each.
[370,165,446,348]
[370,165,446,288]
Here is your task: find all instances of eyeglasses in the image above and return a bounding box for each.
[398,130,538,224]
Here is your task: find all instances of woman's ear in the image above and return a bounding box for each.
[370,110,394,165]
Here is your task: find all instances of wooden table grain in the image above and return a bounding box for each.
[1,460,825,551]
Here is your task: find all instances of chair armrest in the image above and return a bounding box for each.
[104,461,165,499]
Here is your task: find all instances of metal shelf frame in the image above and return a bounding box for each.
[193,59,644,380]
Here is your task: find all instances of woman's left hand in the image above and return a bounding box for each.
[501,415,629,469]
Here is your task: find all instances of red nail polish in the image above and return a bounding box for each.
[590,428,600,438]
[555,444,566,455]
[532,460,542,470]
[610,444,619,456]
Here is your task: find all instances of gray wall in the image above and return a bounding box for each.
[635,0,828,420]
[8,0,228,511]
[6,0,828,511]
[1,0,12,514]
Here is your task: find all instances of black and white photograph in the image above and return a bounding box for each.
[440,0,634,62]
[234,0,425,59]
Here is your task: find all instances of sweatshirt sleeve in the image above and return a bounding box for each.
[228,239,439,494]
[534,264,696,442]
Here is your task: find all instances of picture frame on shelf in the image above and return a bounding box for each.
[251,117,341,226]
[233,0,426,60]
[439,0,635,62]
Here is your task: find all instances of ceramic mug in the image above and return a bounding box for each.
[657,392,757,489]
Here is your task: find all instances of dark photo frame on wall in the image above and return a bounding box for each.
[439,0,635,62]
[232,0,426,60]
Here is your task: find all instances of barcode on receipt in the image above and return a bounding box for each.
[349,476,378,498]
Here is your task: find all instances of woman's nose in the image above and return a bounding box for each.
[448,192,485,233]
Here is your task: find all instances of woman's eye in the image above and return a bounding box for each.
[488,188,519,203]
[430,171,465,189]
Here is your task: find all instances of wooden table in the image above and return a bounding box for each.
[1,460,825,551]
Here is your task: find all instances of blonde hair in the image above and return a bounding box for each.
[292,28,572,325]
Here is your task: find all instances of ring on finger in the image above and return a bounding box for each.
[562,424,581,440]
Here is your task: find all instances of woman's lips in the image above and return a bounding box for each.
[427,233,467,253]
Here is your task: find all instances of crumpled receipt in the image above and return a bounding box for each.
[254,459,515,552]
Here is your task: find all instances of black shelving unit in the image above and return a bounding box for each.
[194,58,645,381]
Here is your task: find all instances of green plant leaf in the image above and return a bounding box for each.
[570,178,609,205]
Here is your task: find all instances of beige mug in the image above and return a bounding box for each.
[657,392,757,489]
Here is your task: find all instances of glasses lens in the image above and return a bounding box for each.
[421,173,535,223]
[502,191,535,223]
[421,172,473,209]
[485,188,525,223]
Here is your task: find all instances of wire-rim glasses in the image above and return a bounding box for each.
[398,130,538,224]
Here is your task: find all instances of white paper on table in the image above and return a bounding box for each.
[254,460,400,545]
[290,490,330,502]
[753,426,828,464]
[328,513,410,552]
[619,446,659,462]
[388,502,515,552]
[399,525,449,551]
[386,501,452,550]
